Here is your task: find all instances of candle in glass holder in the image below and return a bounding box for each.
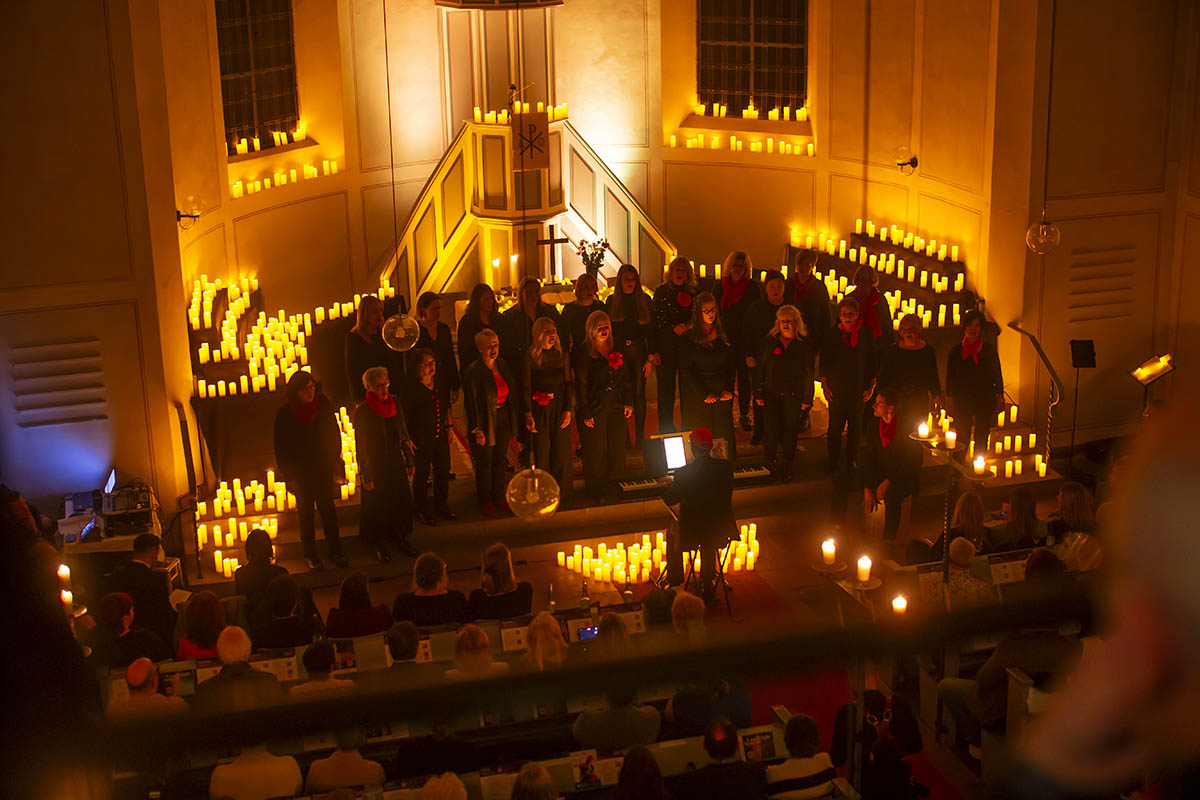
[945,430,957,449]
[857,555,872,583]
[892,595,907,615]
[822,538,836,565]
[973,455,986,475]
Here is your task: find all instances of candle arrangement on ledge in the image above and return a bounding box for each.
[230,121,308,156]
[472,102,569,125]
[555,523,761,587]
[852,218,962,265]
[231,158,339,199]
[671,132,815,157]
[691,100,810,123]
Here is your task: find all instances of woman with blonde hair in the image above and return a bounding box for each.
[1050,481,1101,571]
[522,317,573,501]
[907,489,987,564]
[345,294,402,402]
[653,256,700,432]
[463,328,517,516]
[468,542,533,620]
[607,264,658,445]
[561,272,601,358]
[574,311,633,501]
[680,291,737,458]
[714,250,762,432]
[752,304,811,482]
[446,624,509,679]
[523,611,568,671]
[510,762,558,800]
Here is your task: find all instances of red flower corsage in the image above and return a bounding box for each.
[607,352,624,370]
[532,391,551,407]
[677,291,692,307]
[774,347,783,355]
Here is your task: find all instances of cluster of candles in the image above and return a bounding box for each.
[855,218,961,263]
[915,409,957,446]
[58,563,74,617]
[829,242,966,294]
[472,102,569,125]
[231,159,339,199]
[199,516,280,548]
[336,407,360,498]
[908,405,1049,480]
[691,102,809,122]
[189,274,259,331]
[671,133,815,157]
[820,540,909,614]
[230,123,306,156]
[718,524,761,572]
[815,265,963,330]
[558,531,670,586]
[198,475,296,519]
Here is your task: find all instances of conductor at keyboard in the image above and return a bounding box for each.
[662,428,736,603]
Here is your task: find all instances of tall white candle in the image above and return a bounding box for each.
[822,538,836,565]
[857,555,872,583]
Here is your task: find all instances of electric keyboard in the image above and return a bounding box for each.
[617,465,773,497]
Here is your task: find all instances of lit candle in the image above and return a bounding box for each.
[1038,461,1047,477]
[857,555,872,583]
[997,411,1005,428]
[1005,460,1014,479]
[892,595,907,615]
[557,551,566,567]
[747,551,757,570]
[918,422,930,439]
[945,430,957,449]
[1015,459,1023,476]
[1029,433,1037,449]
[223,558,232,579]
[61,589,73,614]
[1010,405,1018,424]
[822,538,836,565]
[856,219,863,234]
[214,548,223,573]
[973,455,986,475]
[197,524,207,548]
[733,557,743,571]
[806,142,814,156]
[990,465,999,477]
[1004,435,1012,452]
[951,245,959,262]
[1015,435,1023,452]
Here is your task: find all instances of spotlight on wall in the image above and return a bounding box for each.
[892,145,918,175]
[176,195,204,231]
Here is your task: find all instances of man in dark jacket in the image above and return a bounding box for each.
[662,428,734,602]
[192,626,286,714]
[106,533,177,646]
[674,717,766,800]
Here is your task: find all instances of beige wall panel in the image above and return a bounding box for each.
[484,10,512,111]
[605,190,631,263]
[180,226,230,287]
[0,302,153,509]
[294,0,348,160]
[664,163,815,269]
[828,174,911,234]
[363,181,424,273]
[828,0,916,166]
[234,193,353,312]
[555,0,648,147]
[571,149,597,230]
[444,9,476,136]
[1038,212,1160,432]
[351,0,443,171]
[1173,215,1200,370]
[1,1,132,288]
[916,193,982,285]
[520,8,551,107]
[610,161,650,211]
[920,0,991,193]
[1046,0,1175,199]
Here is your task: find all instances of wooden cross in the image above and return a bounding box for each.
[535,224,571,282]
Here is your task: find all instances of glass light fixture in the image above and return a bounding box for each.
[381,314,420,352]
[1025,211,1061,254]
[506,466,560,521]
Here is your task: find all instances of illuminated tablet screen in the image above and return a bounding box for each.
[663,436,687,470]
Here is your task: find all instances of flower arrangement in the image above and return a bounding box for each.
[577,239,609,278]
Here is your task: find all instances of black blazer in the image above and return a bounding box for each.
[753,333,813,399]
[273,394,342,486]
[787,273,832,351]
[662,453,736,547]
[353,396,414,485]
[456,313,496,374]
[345,331,404,402]
[462,359,518,446]
[946,338,1004,407]
[407,321,461,400]
[573,348,633,420]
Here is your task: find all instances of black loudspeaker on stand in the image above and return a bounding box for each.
[1068,340,1096,480]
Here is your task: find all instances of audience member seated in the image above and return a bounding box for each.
[422,772,469,800]
[191,626,286,713]
[445,624,510,679]
[573,685,661,749]
[510,762,558,800]
[88,591,171,668]
[985,487,1046,552]
[675,716,767,800]
[671,591,708,639]
[937,549,1081,757]
[766,714,835,799]
[234,529,287,621]
[304,728,386,793]
[946,537,998,608]
[643,586,677,628]
[1049,482,1101,571]
[467,543,534,620]
[105,533,177,646]
[291,639,354,698]
[208,742,301,800]
[106,658,187,718]
[666,677,752,737]
[177,590,225,661]
[251,574,319,649]
[831,690,923,800]
[392,552,469,627]
[522,611,568,671]
[591,611,633,660]
[906,490,986,565]
[617,746,671,800]
[326,571,393,638]
[356,621,428,694]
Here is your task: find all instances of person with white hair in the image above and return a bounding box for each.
[422,773,468,800]
[354,365,417,563]
[191,626,285,714]
[106,658,186,718]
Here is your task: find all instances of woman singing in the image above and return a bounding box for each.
[713,250,762,432]
[463,329,517,517]
[680,292,737,459]
[849,265,895,350]
[741,270,788,446]
[787,249,832,432]
[345,295,403,402]
[820,297,877,475]
[653,256,699,433]
[407,291,461,407]
[457,283,498,373]
[606,264,658,446]
[523,317,574,500]
[574,311,633,502]
[273,371,347,570]
[560,272,601,359]
[404,348,454,526]
[354,366,417,562]
[753,305,811,482]
[945,309,1004,453]
[876,313,942,432]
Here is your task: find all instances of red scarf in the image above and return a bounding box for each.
[839,319,861,348]
[879,414,898,449]
[961,336,982,364]
[365,391,396,419]
[289,397,319,424]
[494,371,509,405]
[720,275,749,311]
[793,273,816,303]
[856,288,882,338]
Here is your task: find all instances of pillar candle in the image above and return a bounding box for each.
[197,501,207,518]
[892,595,907,615]
[822,538,836,565]
[1038,461,1047,477]
[1005,460,1014,479]
[197,524,207,548]
[997,411,1005,427]
[856,555,872,583]
[945,430,957,449]
[747,551,757,570]
[223,558,232,579]
[557,552,565,567]
[1010,405,1018,423]
[807,142,814,156]
[1015,459,1023,476]
[1029,433,1037,449]
[1004,435,1012,451]
[973,455,986,475]
[214,548,223,573]
[1015,435,1023,452]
